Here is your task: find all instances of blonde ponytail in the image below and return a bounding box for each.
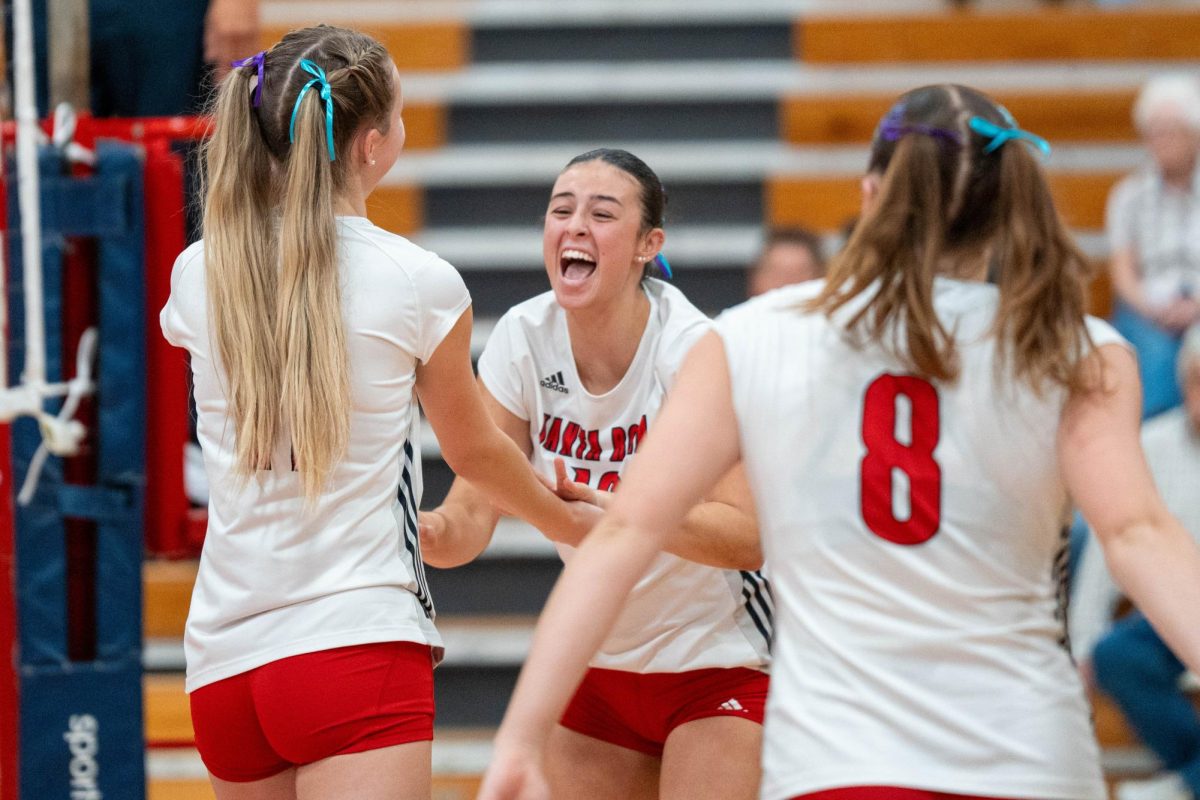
[201,25,395,500]
[277,87,349,498]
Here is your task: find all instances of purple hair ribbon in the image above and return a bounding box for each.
[877,101,963,147]
[231,51,267,107]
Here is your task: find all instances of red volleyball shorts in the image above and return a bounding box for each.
[189,641,435,782]
[794,790,1022,800]
[559,666,768,757]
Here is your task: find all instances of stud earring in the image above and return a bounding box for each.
[369,158,377,166]
[636,256,648,262]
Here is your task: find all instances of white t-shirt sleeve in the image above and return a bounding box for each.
[412,255,471,363]
[1084,315,1131,353]
[476,311,529,420]
[159,242,205,350]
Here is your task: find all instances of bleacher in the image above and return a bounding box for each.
[143,2,1200,798]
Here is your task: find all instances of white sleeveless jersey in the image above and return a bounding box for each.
[715,279,1120,800]
[478,279,772,674]
[161,216,470,692]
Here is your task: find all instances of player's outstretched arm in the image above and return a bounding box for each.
[1060,343,1200,675]
[478,331,741,800]
[421,383,537,568]
[416,308,585,549]
[549,458,759,569]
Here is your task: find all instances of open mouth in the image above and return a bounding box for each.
[560,249,597,283]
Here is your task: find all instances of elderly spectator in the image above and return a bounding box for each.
[1071,325,1200,800]
[746,226,826,297]
[1107,74,1200,418]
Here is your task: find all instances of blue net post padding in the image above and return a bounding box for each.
[7,141,146,800]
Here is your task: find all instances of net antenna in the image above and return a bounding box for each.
[0,0,97,505]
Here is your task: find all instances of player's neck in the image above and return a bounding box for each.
[565,289,651,395]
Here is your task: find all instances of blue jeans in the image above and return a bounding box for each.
[1112,303,1184,419]
[1094,613,1200,792]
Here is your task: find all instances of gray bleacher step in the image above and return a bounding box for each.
[388,142,1145,187]
[415,224,1111,270]
[264,0,950,29]
[451,99,779,144]
[472,23,793,64]
[398,60,1172,106]
[425,179,763,228]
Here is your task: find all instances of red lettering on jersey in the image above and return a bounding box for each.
[559,422,581,457]
[598,471,621,492]
[540,415,562,452]
[579,429,602,461]
[611,427,627,462]
[572,468,592,485]
[627,415,647,455]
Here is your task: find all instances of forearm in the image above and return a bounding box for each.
[496,514,661,749]
[446,428,566,539]
[424,480,501,568]
[665,501,762,570]
[1102,514,1200,674]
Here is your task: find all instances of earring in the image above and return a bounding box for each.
[636,256,648,262]
[369,158,377,166]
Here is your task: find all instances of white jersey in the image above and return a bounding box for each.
[715,278,1121,800]
[478,279,772,674]
[161,216,470,693]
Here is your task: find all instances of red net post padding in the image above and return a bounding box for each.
[2,114,213,557]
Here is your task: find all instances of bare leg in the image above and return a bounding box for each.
[296,741,432,800]
[210,768,298,800]
[544,724,659,800]
[660,716,761,800]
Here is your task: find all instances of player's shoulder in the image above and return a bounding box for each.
[1083,315,1130,353]
[647,278,712,339]
[486,291,563,354]
[173,239,206,275]
[337,217,452,282]
[717,280,825,330]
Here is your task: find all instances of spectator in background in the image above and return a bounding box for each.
[7,0,259,117]
[1071,325,1200,800]
[1106,74,1200,418]
[746,226,826,297]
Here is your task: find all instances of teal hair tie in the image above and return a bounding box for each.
[654,253,673,279]
[968,115,1051,157]
[288,58,336,161]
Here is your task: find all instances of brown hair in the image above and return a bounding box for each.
[807,84,1096,393]
[202,25,396,499]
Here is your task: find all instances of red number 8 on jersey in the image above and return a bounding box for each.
[860,374,942,545]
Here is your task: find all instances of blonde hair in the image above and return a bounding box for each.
[808,84,1097,394]
[202,25,396,499]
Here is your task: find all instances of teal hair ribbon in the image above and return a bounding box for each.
[654,253,673,279]
[968,115,1051,157]
[288,59,336,161]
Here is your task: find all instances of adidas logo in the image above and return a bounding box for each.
[718,698,746,712]
[539,371,569,394]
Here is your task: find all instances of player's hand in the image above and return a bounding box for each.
[477,742,549,800]
[205,0,262,81]
[551,458,608,508]
[542,498,602,547]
